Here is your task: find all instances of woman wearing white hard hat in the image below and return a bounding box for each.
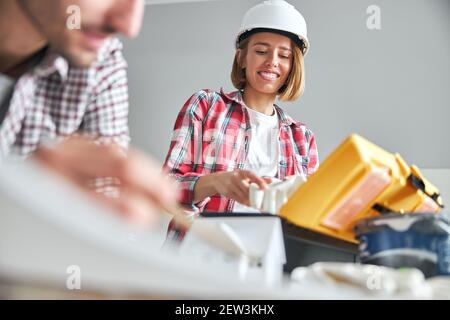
[164,0,318,218]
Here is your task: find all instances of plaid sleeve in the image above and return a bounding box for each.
[306,128,319,176]
[80,38,130,149]
[163,90,212,212]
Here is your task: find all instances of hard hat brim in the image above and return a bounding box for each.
[236,27,309,56]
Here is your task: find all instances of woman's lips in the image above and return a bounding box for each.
[258,71,280,82]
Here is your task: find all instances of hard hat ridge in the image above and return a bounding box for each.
[236,0,310,55]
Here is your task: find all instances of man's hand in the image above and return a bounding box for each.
[33,138,178,226]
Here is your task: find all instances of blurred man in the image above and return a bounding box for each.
[0,0,177,224]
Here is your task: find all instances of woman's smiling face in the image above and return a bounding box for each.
[239,32,293,96]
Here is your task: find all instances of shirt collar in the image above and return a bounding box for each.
[33,51,69,81]
[274,104,295,127]
[31,37,121,83]
[220,87,295,127]
[220,87,245,105]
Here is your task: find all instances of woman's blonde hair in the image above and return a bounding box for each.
[231,35,305,102]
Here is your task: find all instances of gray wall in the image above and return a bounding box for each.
[122,0,450,168]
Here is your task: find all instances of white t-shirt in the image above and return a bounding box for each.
[233,106,279,213]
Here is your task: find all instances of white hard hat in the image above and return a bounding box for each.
[236,0,309,55]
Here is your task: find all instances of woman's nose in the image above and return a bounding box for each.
[265,53,279,68]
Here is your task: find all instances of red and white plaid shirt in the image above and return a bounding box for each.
[164,89,319,214]
[0,37,129,160]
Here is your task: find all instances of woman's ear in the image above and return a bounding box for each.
[236,49,245,68]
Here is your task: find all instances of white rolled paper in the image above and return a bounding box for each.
[249,183,265,210]
[247,175,307,214]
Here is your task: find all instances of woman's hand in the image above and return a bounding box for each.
[213,170,269,206]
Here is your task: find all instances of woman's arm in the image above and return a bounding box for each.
[305,129,319,176]
[163,90,214,211]
[164,90,268,210]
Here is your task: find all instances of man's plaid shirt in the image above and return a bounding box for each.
[164,89,319,213]
[0,37,130,160]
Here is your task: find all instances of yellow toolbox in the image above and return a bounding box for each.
[279,134,444,243]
